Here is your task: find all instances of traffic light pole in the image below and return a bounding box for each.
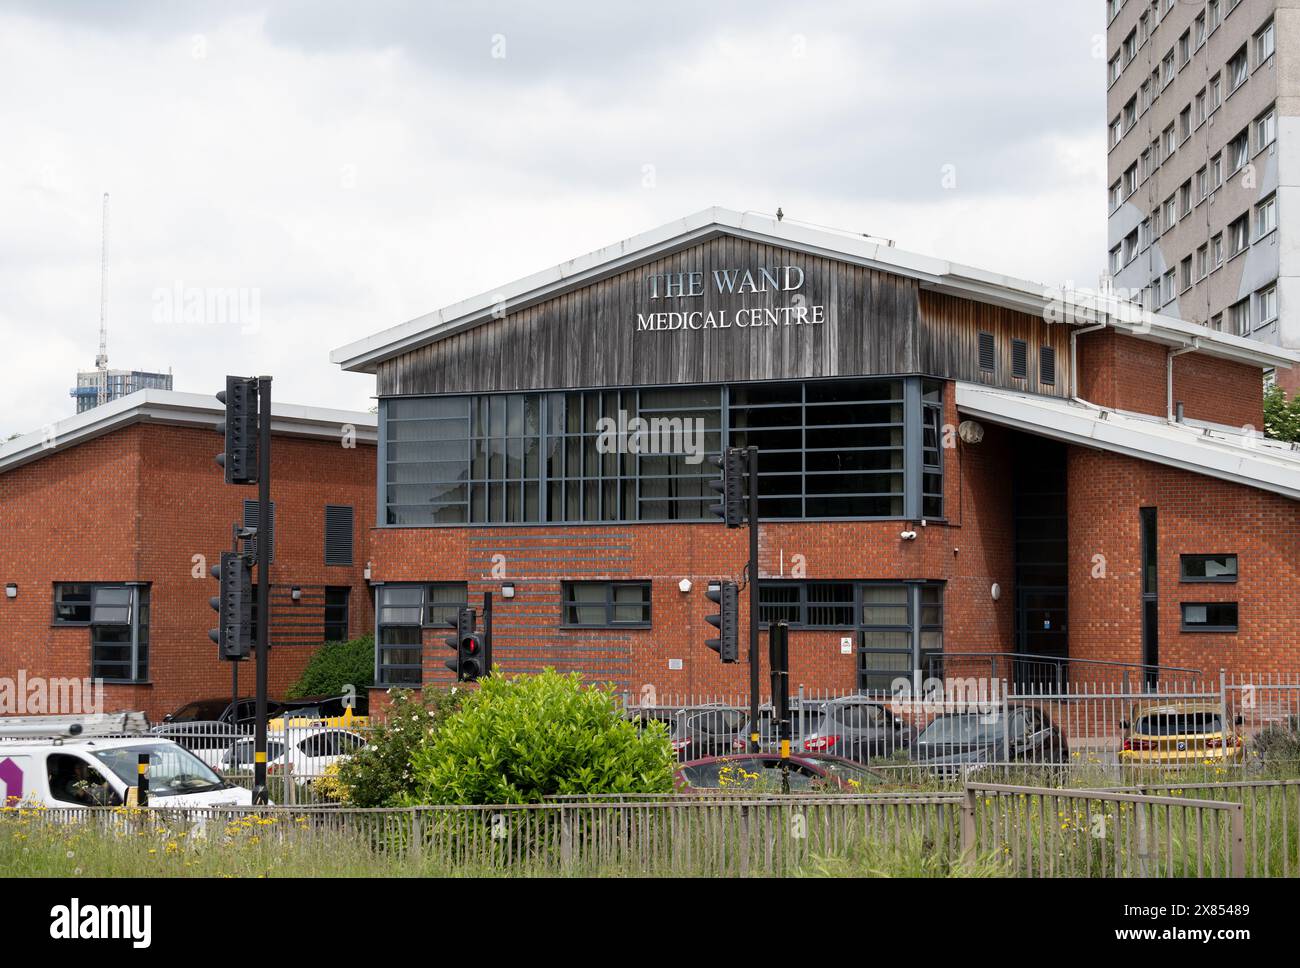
[746,445,760,754]
[252,375,272,805]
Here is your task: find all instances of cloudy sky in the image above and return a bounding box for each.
[0,0,1104,436]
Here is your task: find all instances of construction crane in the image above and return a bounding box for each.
[96,192,110,406]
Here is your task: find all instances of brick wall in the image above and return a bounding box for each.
[1068,445,1300,679]
[367,388,1018,705]
[0,422,376,719]
[1076,329,1263,428]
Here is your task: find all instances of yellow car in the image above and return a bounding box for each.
[1119,702,1244,766]
[268,700,369,731]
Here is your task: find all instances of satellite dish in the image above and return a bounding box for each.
[958,420,985,445]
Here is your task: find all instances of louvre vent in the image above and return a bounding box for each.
[325,505,354,566]
[1011,338,1028,379]
[242,500,276,565]
[977,331,995,371]
[1040,346,1056,386]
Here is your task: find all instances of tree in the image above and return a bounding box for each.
[407,669,674,804]
[333,686,465,806]
[286,634,374,701]
[1263,381,1300,442]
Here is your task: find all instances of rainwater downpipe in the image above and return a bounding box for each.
[1167,338,1201,422]
[1070,322,1108,403]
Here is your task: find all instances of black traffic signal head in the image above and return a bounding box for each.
[443,606,475,677]
[215,375,259,485]
[707,447,747,528]
[458,632,485,682]
[208,550,252,660]
[705,580,739,663]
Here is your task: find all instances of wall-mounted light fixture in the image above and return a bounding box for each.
[290,586,302,602]
[501,583,515,600]
[677,578,693,593]
[4,583,16,600]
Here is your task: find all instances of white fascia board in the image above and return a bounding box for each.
[0,389,376,476]
[331,207,1300,373]
[954,383,1300,501]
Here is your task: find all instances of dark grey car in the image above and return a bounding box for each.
[799,698,915,763]
[668,706,749,760]
[910,705,1068,775]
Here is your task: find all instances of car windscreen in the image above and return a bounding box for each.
[169,700,227,722]
[1135,713,1223,736]
[227,740,287,768]
[91,743,229,796]
[810,758,883,785]
[916,714,1004,745]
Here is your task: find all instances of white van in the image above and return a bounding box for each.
[0,713,254,809]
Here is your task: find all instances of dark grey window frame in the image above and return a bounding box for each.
[52,583,94,625]
[1179,553,1238,583]
[1180,601,1239,632]
[379,376,942,527]
[88,583,150,684]
[324,586,350,642]
[373,582,468,687]
[758,580,943,690]
[560,581,652,628]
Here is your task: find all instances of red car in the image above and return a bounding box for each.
[675,753,888,793]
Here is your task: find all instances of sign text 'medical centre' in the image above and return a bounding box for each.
[636,265,826,333]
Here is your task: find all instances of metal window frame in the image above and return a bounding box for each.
[379,376,935,527]
[323,585,351,641]
[1179,601,1239,633]
[89,583,149,684]
[560,580,652,628]
[1178,553,1239,583]
[373,581,468,687]
[51,582,94,626]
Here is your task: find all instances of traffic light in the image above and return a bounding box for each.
[708,447,747,528]
[209,550,253,660]
[443,607,473,677]
[215,376,259,484]
[443,606,487,681]
[705,581,739,663]
[458,631,486,682]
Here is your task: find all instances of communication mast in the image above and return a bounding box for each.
[96,192,110,405]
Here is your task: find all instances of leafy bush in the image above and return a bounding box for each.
[1252,715,1300,764]
[1264,382,1300,442]
[407,669,675,804]
[335,686,464,807]
[286,634,374,701]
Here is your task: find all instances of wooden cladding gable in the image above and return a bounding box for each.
[916,291,1072,398]
[375,233,1070,398]
[377,235,919,396]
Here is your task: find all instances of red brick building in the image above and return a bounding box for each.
[329,208,1300,707]
[0,390,376,719]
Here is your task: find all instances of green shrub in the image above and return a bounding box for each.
[335,686,464,807]
[407,669,675,804]
[1252,715,1300,766]
[286,634,374,701]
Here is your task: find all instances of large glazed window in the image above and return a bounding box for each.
[380,377,941,525]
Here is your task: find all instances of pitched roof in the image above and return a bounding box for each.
[955,382,1300,501]
[331,206,1300,373]
[0,389,375,476]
